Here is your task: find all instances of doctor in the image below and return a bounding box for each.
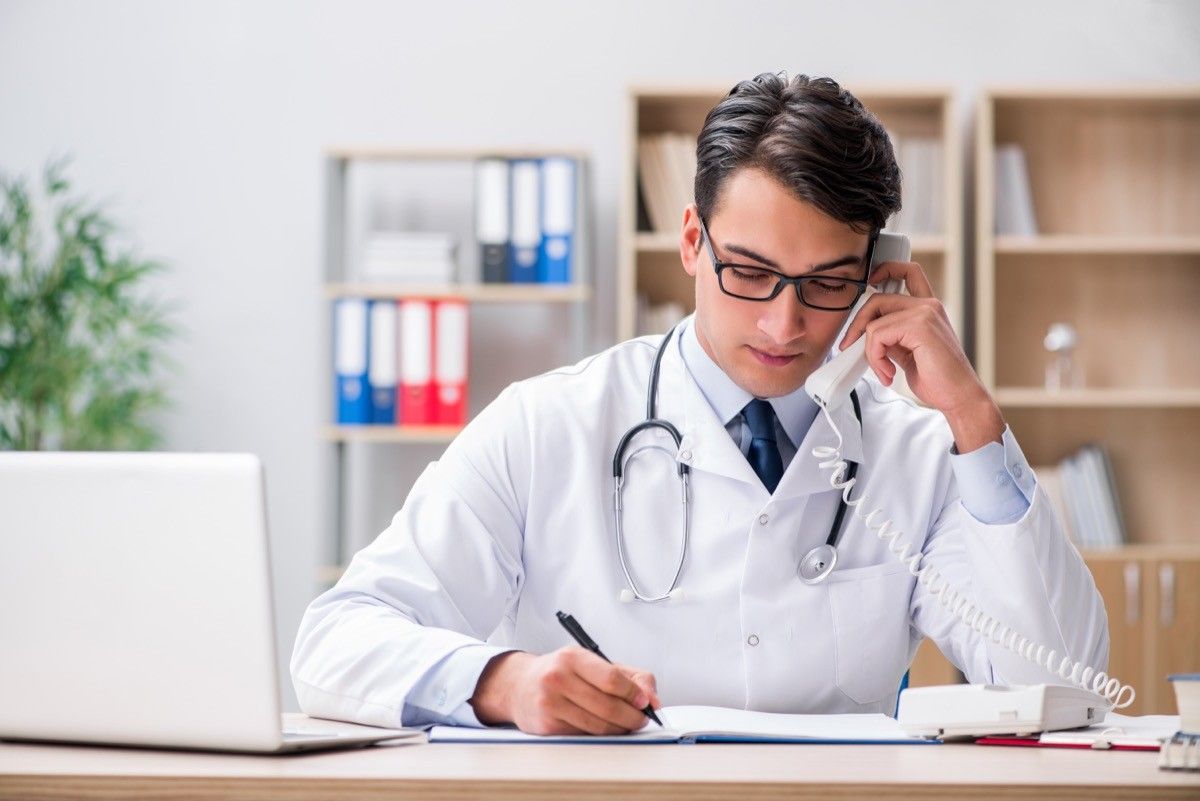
[292,73,1108,736]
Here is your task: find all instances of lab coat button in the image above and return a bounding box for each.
[679,450,692,463]
[758,514,769,526]
[747,634,760,646]
[435,688,447,707]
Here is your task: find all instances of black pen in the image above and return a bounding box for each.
[556,610,663,726]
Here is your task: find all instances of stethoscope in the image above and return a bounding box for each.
[611,324,861,603]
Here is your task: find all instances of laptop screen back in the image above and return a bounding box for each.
[0,452,283,751]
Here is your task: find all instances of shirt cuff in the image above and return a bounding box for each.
[402,644,516,728]
[949,424,1037,525]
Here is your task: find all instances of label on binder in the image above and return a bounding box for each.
[398,300,434,426]
[433,300,469,426]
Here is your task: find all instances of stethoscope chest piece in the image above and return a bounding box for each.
[798,543,838,585]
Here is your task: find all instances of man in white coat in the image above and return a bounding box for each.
[292,73,1108,736]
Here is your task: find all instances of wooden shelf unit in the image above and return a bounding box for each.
[618,85,964,341]
[320,147,594,581]
[976,87,1200,548]
[976,88,1200,714]
[324,282,591,303]
[322,425,462,444]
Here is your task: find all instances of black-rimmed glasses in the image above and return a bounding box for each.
[699,217,877,312]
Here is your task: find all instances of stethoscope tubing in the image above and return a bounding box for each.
[611,325,861,601]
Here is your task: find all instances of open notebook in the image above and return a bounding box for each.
[429,705,934,744]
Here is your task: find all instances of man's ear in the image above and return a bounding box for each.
[680,203,703,278]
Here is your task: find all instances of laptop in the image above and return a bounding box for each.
[0,452,420,753]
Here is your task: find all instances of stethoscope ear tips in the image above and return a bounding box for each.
[619,589,636,603]
[667,587,686,601]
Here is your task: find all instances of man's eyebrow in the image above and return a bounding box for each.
[723,242,864,273]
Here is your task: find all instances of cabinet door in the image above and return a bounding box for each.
[1150,558,1200,715]
[1085,558,1152,715]
[907,638,963,688]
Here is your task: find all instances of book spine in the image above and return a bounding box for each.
[398,299,434,426]
[334,298,370,425]
[539,157,575,284]
[509,159,542,283]
[367,300,398,424]
[432,299,469,426]
[475,158,511,283]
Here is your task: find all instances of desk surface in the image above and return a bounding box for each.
[2,735,1198,801]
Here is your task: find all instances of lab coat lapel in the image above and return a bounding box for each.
[653,333,762,487]
[773,392,866,500]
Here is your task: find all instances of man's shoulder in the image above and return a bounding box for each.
[515,334,664,396]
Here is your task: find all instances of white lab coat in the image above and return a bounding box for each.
[292,332,1108,728]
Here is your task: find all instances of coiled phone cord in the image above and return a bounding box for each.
[812,404,1135,710]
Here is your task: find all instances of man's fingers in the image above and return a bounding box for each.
[868,260,934,299]
[616,664,661,708]
[573,651,648,707]
[865,327,898,385]
[554,695,629,736]
[840,293,919,349]
[561,671,648,732]
[887,345,917,375]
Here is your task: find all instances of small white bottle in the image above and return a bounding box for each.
[1043,323,1083,391]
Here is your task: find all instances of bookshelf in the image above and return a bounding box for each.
[320,147,594,578]
[618,85,963,342]
[977,87,1200,713]
[976,88,1200,545]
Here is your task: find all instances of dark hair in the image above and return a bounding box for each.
[694,72,901,234]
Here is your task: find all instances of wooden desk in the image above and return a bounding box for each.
[2,736,1198,801]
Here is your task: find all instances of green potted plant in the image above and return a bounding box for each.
[0,159,174,450]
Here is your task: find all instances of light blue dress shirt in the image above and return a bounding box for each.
[399,319,1036,727]
[676,316,1035,524]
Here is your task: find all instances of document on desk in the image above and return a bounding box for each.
[1037,713,1179,749]
[973,713,1180,751]
[428,706,936,744]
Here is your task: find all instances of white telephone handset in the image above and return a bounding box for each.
[803,229,1133,735]
[804,231,909,410]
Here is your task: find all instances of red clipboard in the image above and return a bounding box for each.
[975,736,1159,752]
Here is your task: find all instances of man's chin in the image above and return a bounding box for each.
[734,367,810,399]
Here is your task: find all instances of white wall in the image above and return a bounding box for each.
[3,0,1198,710]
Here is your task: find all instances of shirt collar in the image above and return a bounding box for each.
[678,315,820,448]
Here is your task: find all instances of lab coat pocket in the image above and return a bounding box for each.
[826,562,913,706]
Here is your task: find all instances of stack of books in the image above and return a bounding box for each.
[993,143,1038,236]
[361,231,458,284]
[636,133,696,234]
[635,295,686,337]
[333,297,469,427]
[886,135,944,234]
[1036,443,1127,549]
[1161,674,1200,771]
[475,156,576,284]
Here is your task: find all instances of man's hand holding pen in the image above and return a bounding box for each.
[471,648,662,735]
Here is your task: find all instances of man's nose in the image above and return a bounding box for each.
[757,286,806,344]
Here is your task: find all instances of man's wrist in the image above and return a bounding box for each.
[470,650,529,725]
[943,393,1005,455]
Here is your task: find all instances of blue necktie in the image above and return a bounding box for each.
[742,399,783,493]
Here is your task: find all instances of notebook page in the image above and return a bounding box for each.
[660,706,923,741]
[428,724,679,743]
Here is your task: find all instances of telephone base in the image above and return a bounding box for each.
[897,683,1113,740]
